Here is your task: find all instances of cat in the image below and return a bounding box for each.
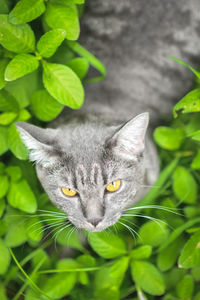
[16,0,200,232]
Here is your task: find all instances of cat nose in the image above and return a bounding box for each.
[88,218,102,227]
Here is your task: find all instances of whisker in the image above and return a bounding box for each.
[124,205,183,216]
[120,217,139,229]
[37,209,65,215]
[122,214,173,230]
[118,221,139,242]
[30,220,66,237]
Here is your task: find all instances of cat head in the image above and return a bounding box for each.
[16,112,149,232]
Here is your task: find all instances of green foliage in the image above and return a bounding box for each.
[0,3,200,300]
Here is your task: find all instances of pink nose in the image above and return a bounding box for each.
[88,218,102,227]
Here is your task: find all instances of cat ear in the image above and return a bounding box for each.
[107,112,149,160]
[16,122,59,168]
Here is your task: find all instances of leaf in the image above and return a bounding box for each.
[0,281,8,300]
[191,149,200,169]
[178,230,200,268]
[16,108,31,122]
[157,236,184,271]
[0,58,9,89]
[153,126,185,150]
[7,179,37,213]
[6,166,22,182]
[26,217,43,242]
[0,126,8,154]
[0,199,6,218]
[5,218,27,247]
[67,58,89,80]
[95,257,129,291]
[131,260,165,296]
[30,89,63,121]
[0,0,10,14]
[0,90,19,112]
[173,89,200,118]
[173,166,197,204]
[37,29,66,58]
[170,56,200,79]
[32,249,50,270]
[44,3,80,40]
[56,226,84,251]
[42,61,84,109]
[139,221,169,247]
[0,111,18,125]
[5,54,39,81]
[0,175,9,197]
[8,124,29,159]
[0,14,35,53]
[130,245,152,259]
[42,272,77,299]
[89,232,127,258]
[0,239,10,275]
[9,0,45,25]
[176,274,194,300]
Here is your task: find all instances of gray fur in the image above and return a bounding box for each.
[16,0,200,231]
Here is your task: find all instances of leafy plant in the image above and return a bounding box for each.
[0,1,200,299]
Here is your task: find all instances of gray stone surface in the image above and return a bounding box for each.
[78,0,200,122]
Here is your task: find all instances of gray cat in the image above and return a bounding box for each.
[16,0,200,232]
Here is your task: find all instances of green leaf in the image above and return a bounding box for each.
[89,232,127,258]
[26,216,43,242]
[0,175,9,197]
[0,281,8,300]
[77,255,96,267]
[170,56,200,79]
[178,230,200,268]
[0,199,6,218]
[30,89,63,121]
[5,54,39,81]
[194,292,200,300]
[173,89,200,118]
[16,108,31,122]
[0,0,10,14]
[176,274,194,300]
[32,249,50,270]
[44,3,80,40]
[0,90,19,112]
[130,245,152,259]
[6,166,22,181]
[173,166,197,204]
[139,221,169,247]
[42,272,77,299]
[37,29,66,58]
[0,239,10,274]
[7,179,37,213]
[0,111,17,125]
[0,58,9,89]
[191,149,200,169]
[131,260,165,296]
[5,218,27,247]
[56,226,84,251]
[67,41,107,82]
[9,0,45,25]
[42,61,84,109]
[153,126,185,150]
[67,58,89,80]
[0,14,35,53]
[95,257,129,291]
[0,126,8,155]
[157,236,184,271]
[8,124,29,159]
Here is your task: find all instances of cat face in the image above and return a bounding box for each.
[16,113,149,232]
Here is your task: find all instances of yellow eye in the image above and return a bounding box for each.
[106,179,121,192]
[61,187,77,197]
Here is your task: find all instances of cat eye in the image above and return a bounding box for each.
[61,187,77,197]
[106,179,121,192]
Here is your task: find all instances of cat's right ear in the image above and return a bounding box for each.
[106,112,149,161]
[16,122,59,168]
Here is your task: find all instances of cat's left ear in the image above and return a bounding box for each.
[16,122,59,168]
[106,112,149,160]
